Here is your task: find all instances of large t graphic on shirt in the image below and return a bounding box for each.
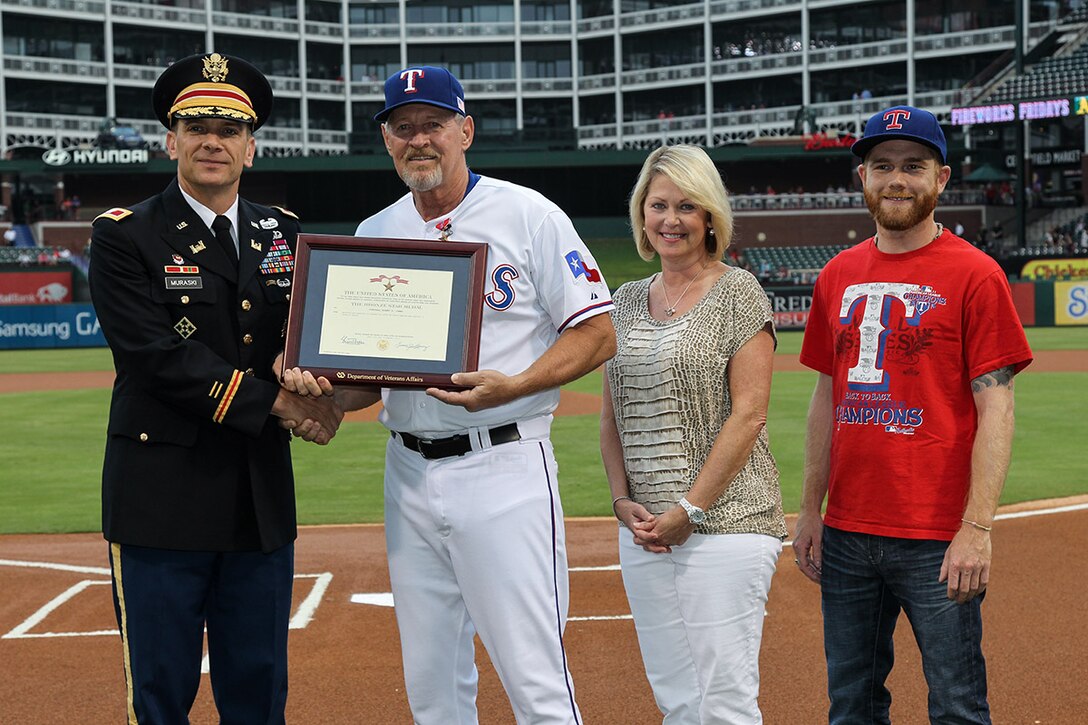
[838,282,945,391]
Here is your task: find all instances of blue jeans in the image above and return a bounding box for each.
[821,526,991,724]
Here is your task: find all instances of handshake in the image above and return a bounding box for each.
[270,353,379,446]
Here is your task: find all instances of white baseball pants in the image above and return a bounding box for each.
[383,431,581,725]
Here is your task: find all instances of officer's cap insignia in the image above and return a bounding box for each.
[270,205,299,221]
[176,221,188,230]
[250,239,263,251]
[95,207,133,222]
[202,53,229,83]
[189,241,207,254]
[258,217,278,230]
[174,317,197,338]
[152,52,272,130]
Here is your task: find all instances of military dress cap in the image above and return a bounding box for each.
[374,66,466,122]
[851,105,947,164]
[152,52,274,131]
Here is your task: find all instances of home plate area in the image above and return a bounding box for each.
[2,507,1087,723]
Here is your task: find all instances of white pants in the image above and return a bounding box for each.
[384,433,581,725]
[619,530,782,725]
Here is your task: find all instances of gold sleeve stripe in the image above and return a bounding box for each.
[209,381,224,399]
[110,543,139,725]
[213,370,243,424]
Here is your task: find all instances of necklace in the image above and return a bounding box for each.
[659,261,709,317]
[875,222,943,249]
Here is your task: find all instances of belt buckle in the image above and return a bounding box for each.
[414,436,433,459]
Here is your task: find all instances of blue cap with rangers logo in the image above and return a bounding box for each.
[374,66,466,123]
[851,105,947,164]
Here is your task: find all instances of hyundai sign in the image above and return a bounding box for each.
[42,148,150,166]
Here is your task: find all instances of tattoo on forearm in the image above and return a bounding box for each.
[971,366,1014,392]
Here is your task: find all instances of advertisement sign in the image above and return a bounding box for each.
[1054,281,1088,326]
[951,97,1072,125]
[1020,259,1088,280]
[764,286,813,330]
[0,271,73,305]
[0,303,106,348]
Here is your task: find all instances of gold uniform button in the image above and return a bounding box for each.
[241,299,252,311]
[181,295,190,304]
[242,333,254,345]
[139,433,149,442]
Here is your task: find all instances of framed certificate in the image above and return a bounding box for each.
[283,234,488,388]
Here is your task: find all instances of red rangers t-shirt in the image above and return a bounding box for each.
[800,229,1033,540]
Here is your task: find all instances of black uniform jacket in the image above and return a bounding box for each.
[89,179,300,553]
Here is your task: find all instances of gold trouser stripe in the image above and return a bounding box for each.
[110,543,139,725]
[213,370,243,423]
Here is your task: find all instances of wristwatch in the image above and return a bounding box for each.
[678,496,706,525]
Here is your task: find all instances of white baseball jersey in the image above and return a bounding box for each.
[355,174,613,435]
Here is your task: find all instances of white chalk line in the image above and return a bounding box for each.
[2,570,333,655]
[4,501,1084,645]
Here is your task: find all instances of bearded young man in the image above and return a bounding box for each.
[792,105,1033,723]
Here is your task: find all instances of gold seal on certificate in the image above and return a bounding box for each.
[283,235,487,389]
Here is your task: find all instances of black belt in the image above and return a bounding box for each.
[394,423,521,460]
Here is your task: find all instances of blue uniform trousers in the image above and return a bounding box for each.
[108,542,293,724]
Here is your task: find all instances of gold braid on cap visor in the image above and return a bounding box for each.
[169,83,257,124]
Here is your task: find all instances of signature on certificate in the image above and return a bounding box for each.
[398,342,431,352]
[339,335,367,346]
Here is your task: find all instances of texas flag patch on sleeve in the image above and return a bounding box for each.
[564,250,601,282]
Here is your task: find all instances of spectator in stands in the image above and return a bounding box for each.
[976,225,990,251]
[795,104,1033,724]
[2,228,14,246]
[602,144,785,723]
[954,221,965,237]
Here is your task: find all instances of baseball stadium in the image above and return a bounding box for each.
[2,0,1088,722]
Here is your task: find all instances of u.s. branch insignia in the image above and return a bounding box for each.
[174,317,197,339]
[202,53,229,82]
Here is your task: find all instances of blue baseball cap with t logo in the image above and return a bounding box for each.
[851,105,947,164]
[374,66,466,123]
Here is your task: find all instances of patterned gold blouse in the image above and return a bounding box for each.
[606,267,787,538]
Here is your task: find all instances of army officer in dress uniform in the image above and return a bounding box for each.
[88,52,343,724]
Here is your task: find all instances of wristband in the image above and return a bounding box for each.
[961,518,993,532]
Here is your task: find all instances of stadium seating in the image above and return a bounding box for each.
[989,43,1088,102]
[744,244,850,285]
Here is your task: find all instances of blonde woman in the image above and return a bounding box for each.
[600,144,786,723]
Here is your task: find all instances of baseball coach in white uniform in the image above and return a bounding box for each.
[283,65,615,724]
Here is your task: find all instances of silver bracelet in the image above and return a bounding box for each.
[611,495,631,516]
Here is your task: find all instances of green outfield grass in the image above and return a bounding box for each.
[1,332,1085,534]
[0,325,1080,375]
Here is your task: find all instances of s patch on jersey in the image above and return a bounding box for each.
[485,264,519,311]
[564,250,601,283]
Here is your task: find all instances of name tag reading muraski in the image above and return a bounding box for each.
[166,277,204,289]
